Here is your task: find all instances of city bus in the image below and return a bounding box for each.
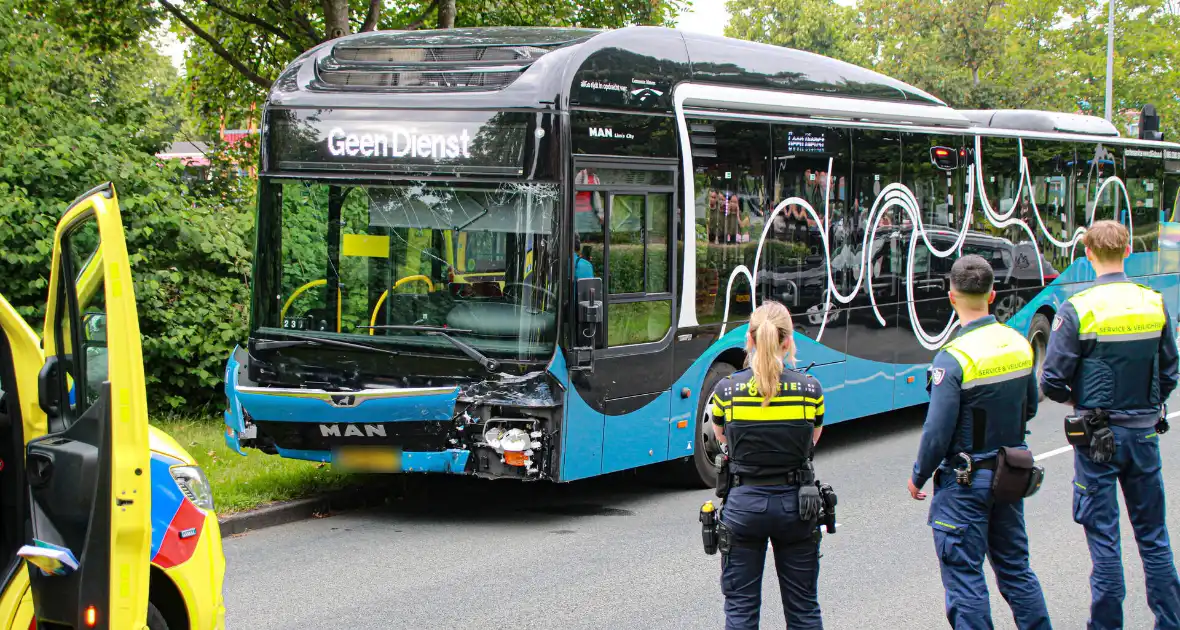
[223,26,1180,486]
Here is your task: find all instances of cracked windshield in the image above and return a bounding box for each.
[265,180,559,359]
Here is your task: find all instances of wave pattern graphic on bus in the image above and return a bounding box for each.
[713,139,1135,351]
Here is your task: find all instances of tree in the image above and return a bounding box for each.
[851,0,1073,108]
[35,0,688,134]
[0,1,254,409]
[725,0,864,63]
[1049,0,1180,137]
[722,0,1178,137]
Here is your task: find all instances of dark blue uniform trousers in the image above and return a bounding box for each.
[929,469,1051,630]
[719,485,822,630]
[1073,425,1180,630]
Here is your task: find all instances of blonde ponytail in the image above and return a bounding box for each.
[745,301,796,407]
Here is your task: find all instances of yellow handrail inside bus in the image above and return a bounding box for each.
[368,275,435,334]
[280,279,342,332]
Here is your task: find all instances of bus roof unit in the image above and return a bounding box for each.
[269,26,952,115]
[961,109,1122,137]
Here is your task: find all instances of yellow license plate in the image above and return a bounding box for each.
[332,446,402,473]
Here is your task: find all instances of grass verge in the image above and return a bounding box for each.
[151,414,357,514]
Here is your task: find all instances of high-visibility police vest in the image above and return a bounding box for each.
[941,322,1035,453]
[1067,282,1167,410]
[711,368,824,477]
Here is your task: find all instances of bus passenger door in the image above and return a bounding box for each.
[21,184,152,629]
[569,164,677,476]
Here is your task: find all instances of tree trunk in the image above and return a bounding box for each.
[323,0,351,40]
[439,0,457,28]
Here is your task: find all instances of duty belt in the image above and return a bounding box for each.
[734,470,811,487]
[971,458,997,471]
[940,456,995,473]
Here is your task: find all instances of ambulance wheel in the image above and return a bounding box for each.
[1028,313,1050,402]
[147,602,170,630]
[681,362,735,488]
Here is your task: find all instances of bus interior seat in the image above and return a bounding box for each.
[450,281,503,299]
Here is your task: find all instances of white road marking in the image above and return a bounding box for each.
[1169,410,1180,419]
[1034,445,1074,462]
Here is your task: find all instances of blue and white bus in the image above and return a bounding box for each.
[222,26,1180,486]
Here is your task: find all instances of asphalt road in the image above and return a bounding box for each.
[223,395,1180,629]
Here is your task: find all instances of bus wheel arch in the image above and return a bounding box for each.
[715,348,746,373]
[1028,307,1055,402]
[149,565,189,630]
[676,358,740,488]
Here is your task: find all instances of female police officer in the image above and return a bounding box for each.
[709,301,825,630]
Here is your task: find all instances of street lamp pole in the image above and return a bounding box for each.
[1104,0,1115,121]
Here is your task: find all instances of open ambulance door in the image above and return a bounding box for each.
[0,296,41,630]
[19,183,151,629]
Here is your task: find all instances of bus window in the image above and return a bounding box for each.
[278,181,333,331]
[266,180,559,354]
[1167,174,1180,223]
[574,168,605,280]
[1122,146,1164,252]
[693,119,770,324]
[1078,143,1120,228]
[1023,140,1075,272]
[980,136,1021,239]
[605,192,672,345]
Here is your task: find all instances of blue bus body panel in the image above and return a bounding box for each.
[223,347,246,455]
[233,387,459,424]
[602,390,672,473]
[224,347,469,472]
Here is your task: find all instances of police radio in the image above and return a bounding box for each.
[700,501,719,555]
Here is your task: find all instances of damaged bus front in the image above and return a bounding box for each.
[224,98,570,479]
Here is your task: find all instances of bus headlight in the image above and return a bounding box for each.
[171,465,216,512]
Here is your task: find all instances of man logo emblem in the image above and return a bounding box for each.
[1052,316,1063,331]
[319,424,387,438]
[329,394,357,407]
[931,368,946,386]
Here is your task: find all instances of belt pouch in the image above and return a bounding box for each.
[1064,415,1090,446]
[992,447,1038,503]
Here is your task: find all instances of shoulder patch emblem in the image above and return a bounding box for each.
[1052,316,1063,331]
[931,367,946,386]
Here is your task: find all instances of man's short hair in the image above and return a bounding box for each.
[950,255,994,296]
[1083,220,1129,263]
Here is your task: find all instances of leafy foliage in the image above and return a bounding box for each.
[726,0,863,61]
[726,0,1180,137]
[0,2,254,410]
[31,0,687,136]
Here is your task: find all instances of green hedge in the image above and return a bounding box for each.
[0,10,254,410]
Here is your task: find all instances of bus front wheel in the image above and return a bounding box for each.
[1028,313,1051,402]
[680,362,735,488]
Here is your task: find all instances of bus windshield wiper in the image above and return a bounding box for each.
[360,324,497,372]
[254,331,400,356]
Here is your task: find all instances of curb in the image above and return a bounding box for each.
[217,484,387,538]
